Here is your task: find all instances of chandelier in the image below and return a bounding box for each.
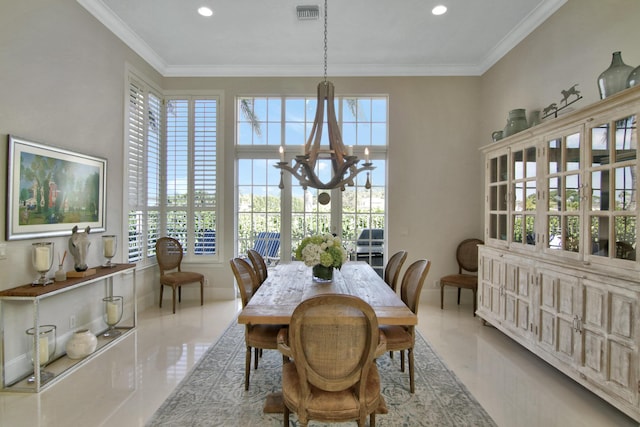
[275,0,374,191]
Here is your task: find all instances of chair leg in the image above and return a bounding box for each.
[159,285,164,308]
[178,286,182,303]
[389,350,393,359]
[370,412,376,427]
[245,346,251,390]
[457,287,461,305]
[254,347,259,369]
[283,404,289,427]
[400,350,405,372]
[200,280,204,306]
[172,287,177,314]
[440,283,444,309]
[408,347,415,393]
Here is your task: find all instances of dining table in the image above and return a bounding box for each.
[237,261,417,326]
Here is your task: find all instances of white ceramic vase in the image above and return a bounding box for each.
[65,329,98,359]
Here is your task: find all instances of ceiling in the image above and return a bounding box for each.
[78,0,567,77]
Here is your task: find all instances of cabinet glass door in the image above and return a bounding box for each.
[512,146,537,246]
[546,132,582,253]
[489,153,508,242]
[588,114,637,261]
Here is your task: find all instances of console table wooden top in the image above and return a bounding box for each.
[0,263,136,299]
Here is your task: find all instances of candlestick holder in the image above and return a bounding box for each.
[102,235,117,268]
[102,296,123,337]
[25,324,56,384]
[32,242,54,286]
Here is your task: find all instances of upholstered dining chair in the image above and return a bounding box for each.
[247,249,268,285]
[384,250,408,293]
[155,237,204,314]
[229,257,283,390]
[277,294,385,427]
[439,238,483,316]
[379,259,431,393]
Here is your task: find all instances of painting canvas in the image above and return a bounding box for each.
[6,135,106,240]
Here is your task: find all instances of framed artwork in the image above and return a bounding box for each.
[6,135,107,240]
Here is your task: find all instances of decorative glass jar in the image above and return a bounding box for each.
[598,51,634,99]
[503,109,528,137]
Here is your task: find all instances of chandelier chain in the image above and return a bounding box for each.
[323,0,328,82]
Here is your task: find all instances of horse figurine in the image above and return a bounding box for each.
[561,84,581,105]
[69,225,91,272]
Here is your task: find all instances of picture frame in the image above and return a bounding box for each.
[6,135,107,240]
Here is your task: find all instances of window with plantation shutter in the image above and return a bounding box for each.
[127,76,161,264]
[126,70,219,264]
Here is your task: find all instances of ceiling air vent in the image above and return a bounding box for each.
[296,5,320,20]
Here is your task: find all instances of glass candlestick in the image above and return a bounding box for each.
[32,242,54,286]
[26,324,56,384]
[102,296,123,337]
[102,235,117,268]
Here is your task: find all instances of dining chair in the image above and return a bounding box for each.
[384,250,407,292]
[380,259,431,393]
[155,237,204,314]
[439,238,483,316]
[277,294,385,427]
[229,257,283,390]
[247,249,268,284]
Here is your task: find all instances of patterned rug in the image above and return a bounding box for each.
[146,321,496,426]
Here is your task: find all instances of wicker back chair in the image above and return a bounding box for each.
[277,294,385,427]
[380,259,431,393]
[384,250,408,292]
[155,237,204,313]
[439,238,483,316]
[229,257,282,390]
[247,249,268,285]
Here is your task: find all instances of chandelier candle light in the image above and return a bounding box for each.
[275,0,374,191]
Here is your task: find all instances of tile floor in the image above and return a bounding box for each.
[0,288,636,427]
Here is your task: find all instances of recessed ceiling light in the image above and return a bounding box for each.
[198,6,214,17]
[432,5,447,16]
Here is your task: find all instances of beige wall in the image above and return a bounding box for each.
[0,0,638,312]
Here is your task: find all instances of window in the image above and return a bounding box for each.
[236,95,387,269]
[126,71,219,264]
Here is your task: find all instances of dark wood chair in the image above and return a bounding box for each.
[384,250,407,292]
[379,259,431,393]
[229,257,283,390]
[439,238,483,316]
[155,237,204,314]
[277,294,385,427]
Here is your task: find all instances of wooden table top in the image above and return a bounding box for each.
[237,261,417,326]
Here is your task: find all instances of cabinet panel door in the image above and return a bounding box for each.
[581,279,638,405]
[536,269,581,365]
[504,262,532,338]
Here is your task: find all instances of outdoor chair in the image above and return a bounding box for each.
[253,231,281,265]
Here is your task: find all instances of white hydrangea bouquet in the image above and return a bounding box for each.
[295,234,348,281]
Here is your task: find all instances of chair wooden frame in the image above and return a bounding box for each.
[384,250,407,292]
[155,237,204,314]
[439,238,483,316]
[380,259,431,393]
[247,249,268,284]
[278,294,384,427]
[230,257,282,390]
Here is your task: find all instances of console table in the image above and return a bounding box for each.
[0,263,136,392]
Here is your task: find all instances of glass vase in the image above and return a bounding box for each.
[312,264,333,283]
[598,51,634,99]
[103,296,123,337]
[25,324,56,384]
[503,109,528,137]
[32,242,54,286]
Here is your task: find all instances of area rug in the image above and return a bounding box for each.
[146,321,496,426]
